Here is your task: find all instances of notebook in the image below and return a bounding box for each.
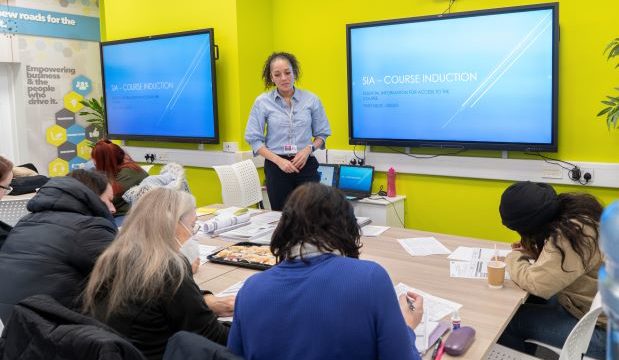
[317,164,338,187]
[337,165,374,200]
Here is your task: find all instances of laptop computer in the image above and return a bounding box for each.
[317,164,338,187]
[337,165,374,200]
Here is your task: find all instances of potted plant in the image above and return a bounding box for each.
[79,96,106,144]
[597,38,619,129]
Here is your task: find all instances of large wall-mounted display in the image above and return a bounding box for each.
[101,29,219,143]
[346,3,559,151]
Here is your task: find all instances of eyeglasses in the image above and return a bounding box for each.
[0,184,12,195]
[191,223,201,235]
[181,221,201,236]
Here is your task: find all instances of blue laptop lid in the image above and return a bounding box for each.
[337,165,374,199]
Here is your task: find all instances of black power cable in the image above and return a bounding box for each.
[524,152,591,185]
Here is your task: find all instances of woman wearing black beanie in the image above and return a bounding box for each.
[497,181,606,359]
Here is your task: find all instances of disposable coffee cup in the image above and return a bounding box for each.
[487,260,506,289]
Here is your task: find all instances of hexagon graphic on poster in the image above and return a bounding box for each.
[85,124,102,143]
[49,158,69,177]
[69,157,88,171]
[58,142,77,161]
[66,124,85,145]
[72,75,92,96]
[77,139,92,160]
[46,124,67,146]
[54,108,75,129]
[63,91,84,112]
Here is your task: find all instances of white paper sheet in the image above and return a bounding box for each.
[198,245,219,264]
[251,211,282,225]
[361,225,390,237]
[447,246,510,262]
[395,283,462,322]
[214,207,262,217]
[397,237,451,256]
[395,283,461,353]
[219,223,277,241]
[356,216,372,227]
[215,280,246,322]
[449,260,511,280]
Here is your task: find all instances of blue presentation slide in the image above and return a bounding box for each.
[349,8,554,144]
[338,166,373,192]
[103,32,216,138]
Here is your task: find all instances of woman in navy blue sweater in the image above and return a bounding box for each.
[228,182,423,360]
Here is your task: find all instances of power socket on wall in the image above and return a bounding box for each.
[223,142,239,153]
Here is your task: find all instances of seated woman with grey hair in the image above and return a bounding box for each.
[82,188,233,360]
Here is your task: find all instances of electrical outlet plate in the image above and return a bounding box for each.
[157,152,170,162]
[580,168,594,183]
[223,142,239,153]
[542,166,563,179]
[331,154,347,164]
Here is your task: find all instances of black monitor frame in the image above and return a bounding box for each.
[346,3,559,152]
[100,28,219,143]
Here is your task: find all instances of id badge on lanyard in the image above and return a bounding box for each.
[284,101,297,155]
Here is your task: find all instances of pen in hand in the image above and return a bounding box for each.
[406,296,416,311]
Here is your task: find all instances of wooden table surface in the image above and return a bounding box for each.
[194,211,526,359]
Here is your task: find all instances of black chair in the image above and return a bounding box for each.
[163,331,243,360]
[0,295,145,360]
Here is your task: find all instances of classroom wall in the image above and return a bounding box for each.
[100,0,271,207]
[100,0,619,242]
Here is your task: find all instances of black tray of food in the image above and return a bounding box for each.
[207,242,276,271]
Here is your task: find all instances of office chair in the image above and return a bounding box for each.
[213,159,263,209]
[486,293,603,360]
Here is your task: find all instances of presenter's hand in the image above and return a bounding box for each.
[291,146,312,170]
[204,294,235,317]
[277,157,300,173]
[399,291,424,330]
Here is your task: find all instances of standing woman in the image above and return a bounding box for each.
[245,52,331,211]
[0,156,14,247]
[91,139,148,217]
[498,181,606,358]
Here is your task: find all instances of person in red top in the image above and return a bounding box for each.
[91,140,148,217]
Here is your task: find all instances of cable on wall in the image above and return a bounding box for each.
[525,152,592,185]
[441,0,456,15]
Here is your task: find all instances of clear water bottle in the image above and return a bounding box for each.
[599,201,619,359]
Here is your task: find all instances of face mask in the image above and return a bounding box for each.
[177,222,201,263]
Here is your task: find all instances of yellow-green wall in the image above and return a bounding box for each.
[100,0,619,242]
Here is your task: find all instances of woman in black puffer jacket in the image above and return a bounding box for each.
[0,170,117,323]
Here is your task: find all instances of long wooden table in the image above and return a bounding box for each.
[194,218,526,359]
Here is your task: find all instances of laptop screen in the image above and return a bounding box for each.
[317,164,338,187]
[337,165,374,199]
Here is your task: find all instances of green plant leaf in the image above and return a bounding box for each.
[602,100,615,106]
[598,107,612,116]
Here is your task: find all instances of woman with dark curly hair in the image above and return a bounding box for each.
[228,182,423,360]
[244,52,331,210]
[497,181,606,358]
